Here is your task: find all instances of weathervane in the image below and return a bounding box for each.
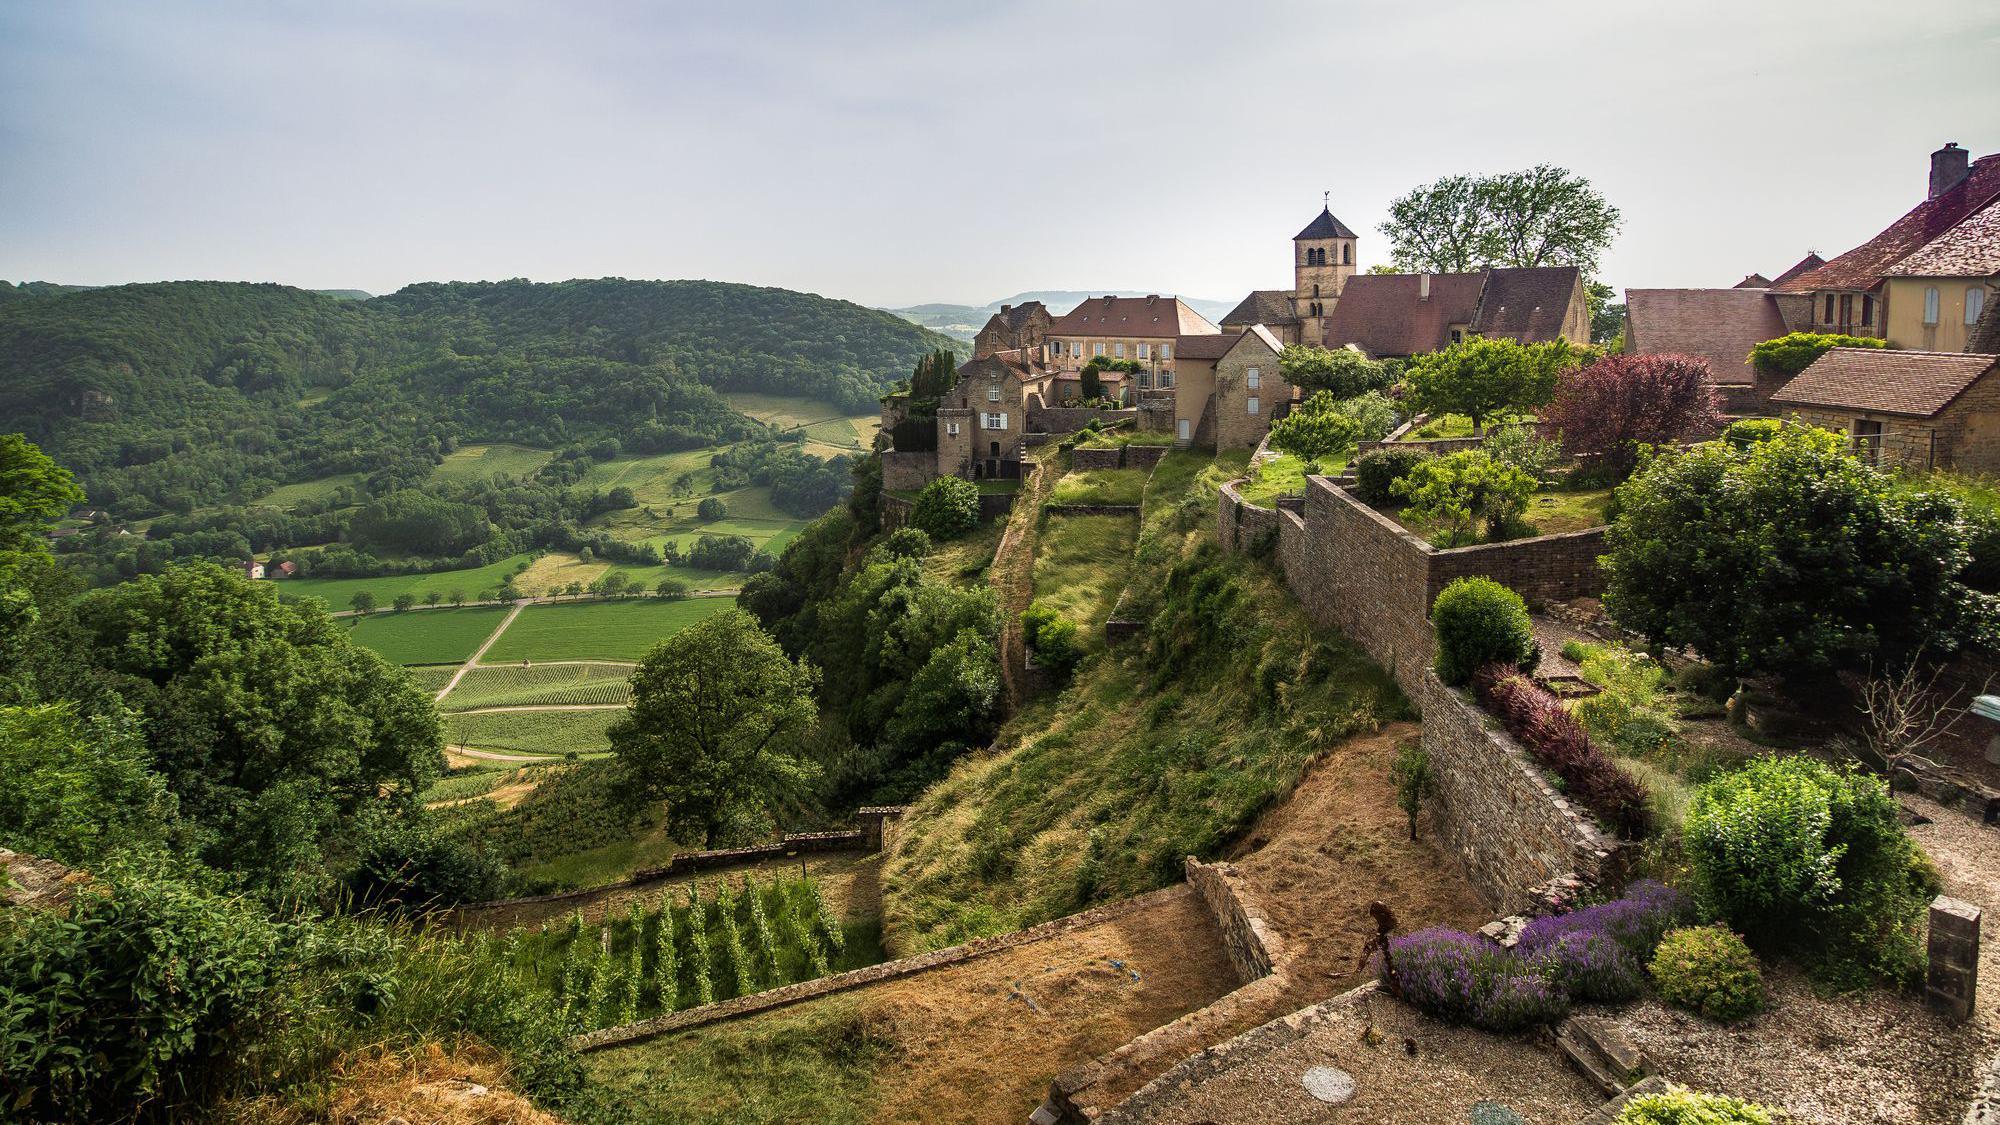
[1323,190,1330,209]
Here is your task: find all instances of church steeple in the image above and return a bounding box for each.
[1294,198,1357,345]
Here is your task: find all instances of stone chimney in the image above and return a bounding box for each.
[1419,273,1431,300]
[1932,142,1970,200]
[1000,304,1012,314]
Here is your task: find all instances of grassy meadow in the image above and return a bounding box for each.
[282,554,536,610]
[341,604,513,665]
[1030,514,1138,644]
[482,597,736,662]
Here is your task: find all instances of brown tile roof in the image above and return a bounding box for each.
[1221,290,1298,327]
[1472,267,1582,342]
[1048,295,1219,338]
[1174,332,1246,360]
[1969,294,2000,354]
[1322,272,1485,357]
[1774,156,2000,293]
[1734,274,1772,288]
[959,349,1052,386]
[1769,253,1826,288]
[1624,288,1791,385]
[1769,347,2000,418]
[1295,206,1359,240]
[989,301,1048,329]
[1888,198,2000,278]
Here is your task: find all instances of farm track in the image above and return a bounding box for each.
[436,602,525,701]
[446,744,554,762]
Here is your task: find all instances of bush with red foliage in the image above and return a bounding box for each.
[1545,354,1723,478]
[1471,664,1652,837]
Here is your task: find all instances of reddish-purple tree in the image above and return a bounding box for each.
[1546,354,1723,477]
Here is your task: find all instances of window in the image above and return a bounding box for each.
[1967,286,1986,325]
[1093,343,1105,357]
[1114,342,1125,358]
[946,421,960,437]
[1139,371,1152,390]
[1924,287,1941,326]
[1824,294,1836,322]
[982,412,1008,430]
[1177,418,1191,440]
[1137,343,1151,360]
[1159,370,1174,389]
[986,383,1001,402]
[1862,295,1874,326]
[1246,366,1261,389]
[1312,283,1320,298]
[1450,328,1465,344]
[1343,243,1352,265]
[1247,396,1260,415]
[1853,418,1883,464]
[1161,343,1172,361]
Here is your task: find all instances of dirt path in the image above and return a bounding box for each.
[435,602,525,702]
[427,776,541,811]
[991,453,1056,712]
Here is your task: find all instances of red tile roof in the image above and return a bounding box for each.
[1048,295,1219,338]
[1768,253,1826,288]
[1472,267,1582,341]
[1887,198,2000,278]
[1321,272,1485,357]
[1625,288,1790,386]
[1774,156,2000,293]
[1769,347,2000,418]
[1174,332,1246,360]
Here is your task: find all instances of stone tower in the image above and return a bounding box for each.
[1293,203,1358,346]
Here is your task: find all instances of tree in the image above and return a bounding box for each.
[1390,740,1435,841]
[1278,344,1395,399]
[392,592,416,613]
[1544,354,1723,478]
[1393,450,1537,545]
[910,476,980,540]
[1381,165,1622,278]
[1267,391,1362,471]
[698,497,728,521]
[448,589,466,607]
[0,702,176,865]
[1402,337,1578,433]
[688,533,755,571]
[0,433,85,554]
[1603,426,1996,688]
[1747,331,1887,380]
[1080,363,1104,402]
[350,590,377,615]
[424,591,442,608]
[609,609,819,845]
[655,578,689,600]
[1588,282,1625,348]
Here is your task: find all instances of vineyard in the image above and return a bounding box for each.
[406,664,461,696]
[481,597,736,662]
[446,709,620,756]
[501,872,876,1031]
[342,605,515,665]
[440,663,636,710]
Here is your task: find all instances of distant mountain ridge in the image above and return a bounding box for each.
[885,290,1237,340]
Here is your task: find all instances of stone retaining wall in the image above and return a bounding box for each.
[880,493,913,530]
[1045,503,1143,518]
[1031,406,1138,434]
[881,450,937,492]
[1071,446,1124,470]
[1185,858,1283,983]
[1421,670,1623,911]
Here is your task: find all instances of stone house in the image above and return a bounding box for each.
[972,301,1051,359]
[1219,290,1300,344]
[934,347,1055,481]
[1769,347,2000,472]
[1045,295,1219,399]
[1172,325,1288,449]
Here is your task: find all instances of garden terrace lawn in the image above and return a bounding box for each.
[281,553,535,610]
[1235,451,1347,507]
[342,605,513,665]
[1075,428,1176,450]
[1049,468,1149,507]
[432,442,555,482]
[922,517,1007,585]
[445,709,620,757]
[440,663,634,710]
[481,597,736,662]
[1403,413,1537,440]
[1387,486,1614,546]
[1031,514,1138,646]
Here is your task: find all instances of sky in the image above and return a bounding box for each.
[3,0,1998,310]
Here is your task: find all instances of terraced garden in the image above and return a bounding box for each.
[441,662,636,709]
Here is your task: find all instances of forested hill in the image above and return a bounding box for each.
[0,278,958,516]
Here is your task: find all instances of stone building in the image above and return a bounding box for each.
[1045,295,1219,398]
[1769,347,2000,472]
[934,347,1054,480]
[972,301,1051,359]
[1171,325,1288,450]
[1218,290,1300,344]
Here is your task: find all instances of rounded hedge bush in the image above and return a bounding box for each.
[1648,925,1763,1023]
[910,477,980,540]
[1615,1083,1775,1124]
[1353,447,1430,504]
[1431,576,1537,685]
[880,526,932,559]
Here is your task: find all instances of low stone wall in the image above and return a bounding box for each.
[574,882,1194,1052]
[979,492,1018,520]
[1045,503,1143,518]
[1072,446,1124,470]
[1420,671,1623,912]
[1183,858,1283,984]
[1216,481,1280,553]
[1125,444,1170,471]
[1031,406,1138,434]
[879,493,913,530]
[881,450,937,492]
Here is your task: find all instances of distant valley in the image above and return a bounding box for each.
[885,289,1236,340]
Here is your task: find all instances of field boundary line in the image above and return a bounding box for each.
[436,602,525,703]
[451,703,626,715]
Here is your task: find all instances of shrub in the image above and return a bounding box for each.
[1391,740,1435,841]
[1022,600,1082,680]
[1544,354,1722,478]
[1279,343,1396,399]
[1268,390,1363,470]
[1516,880,1690,963]
[1529,931,1645,1003]
[697,496,728,521]
[910,476,980,540]
[1385,928,1569,1031]
[1721,418,1782,447]
[1474,668,1652,837]
[1431,577,1537,685]
[1649,926,1763,1023]
[1335,390,1401,443]
[1353,447,1429,504]
[880,526,932,559]
[1683,754,1938,983]
[1484,423,1563,478]
[1747,331,1886,379]
[1392,449,1537,544]
[1569,645,1679,757]
[1616,1084,1776,1125]
[1402,337,1582,432]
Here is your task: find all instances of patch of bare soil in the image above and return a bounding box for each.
[1228,721,1493,990]
[428,777,541,812]
[460,851,883,932]
[224,1043,559,1125]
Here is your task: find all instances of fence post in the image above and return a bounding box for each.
[1927,895,1981,1023]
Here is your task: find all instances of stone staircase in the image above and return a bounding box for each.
[1553,1014,1652,1098]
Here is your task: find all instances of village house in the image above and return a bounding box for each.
[242,559,265,580]
[1170,325,1288,449]
[930,346,1055,482]
[971,301,1051,359]
[1045,295,1219,398]
[1769,346,2000,472]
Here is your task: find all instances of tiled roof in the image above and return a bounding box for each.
[1221,290,1298,327]
[1769,347,2000,418]
[1472,267,1582,342]
[1321,272,1485,357]
[1888,198,2000,278]
[1734,274,1772,288]
[1295,207,1358,240]
[985,301,1048,331]
[1969,294,2000,354]
[959,349,1052,386]
[1769,253,1826,288]
[1625,288,1790,386]
[1774,156,2000,293]
[1174,332,1245,360]
[1048,295,1220,338]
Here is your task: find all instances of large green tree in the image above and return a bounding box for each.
[1276,345,1394,399]
[1401,337,1579,433]
[1604,426,1996,686]
[1380,165,1622,277]
[0,433,84,554]
[610,609,820,845]
[1267,391,1362,471]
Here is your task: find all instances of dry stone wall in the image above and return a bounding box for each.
[881,450,937,492]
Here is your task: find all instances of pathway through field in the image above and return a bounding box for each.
[436,602,524,702]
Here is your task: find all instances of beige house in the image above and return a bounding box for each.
[1046,295,1220,397]
[1882,200,1998,353]
[1769,347,2000,473]
[1171,325,1288,450]
[934,348,1054,480]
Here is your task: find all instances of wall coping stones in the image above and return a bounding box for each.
[1044,503,1144,517]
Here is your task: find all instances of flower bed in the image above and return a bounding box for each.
[1473,664,1652,837]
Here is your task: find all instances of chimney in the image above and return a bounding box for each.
[1146,294,1160,301]
[1932,142,1970,200]
[1000,304,1012,314]
[1418,273,1431,301]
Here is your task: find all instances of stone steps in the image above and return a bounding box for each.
[1553,1014,1651,1098]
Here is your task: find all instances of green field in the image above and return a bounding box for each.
[724,392,880,456]
[405,665,461,696]
[342,605,512,665]
[482,597,737,662]
[440,663,635,710]
[282,554,535,610]
[434,443,555,482]
[445,709,620,756]
[1031,514,1139,644]
[256,472,364,510]
[1049,468,1149,507]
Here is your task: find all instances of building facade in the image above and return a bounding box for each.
[1046,295,1220,396]
[972,302,1052,359]
[1171,326,1288,450]
[1770,347,2000,473]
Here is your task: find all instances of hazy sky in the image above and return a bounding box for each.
[3,1,1997,309]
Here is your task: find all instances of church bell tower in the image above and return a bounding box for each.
[1293,196,1358,346]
